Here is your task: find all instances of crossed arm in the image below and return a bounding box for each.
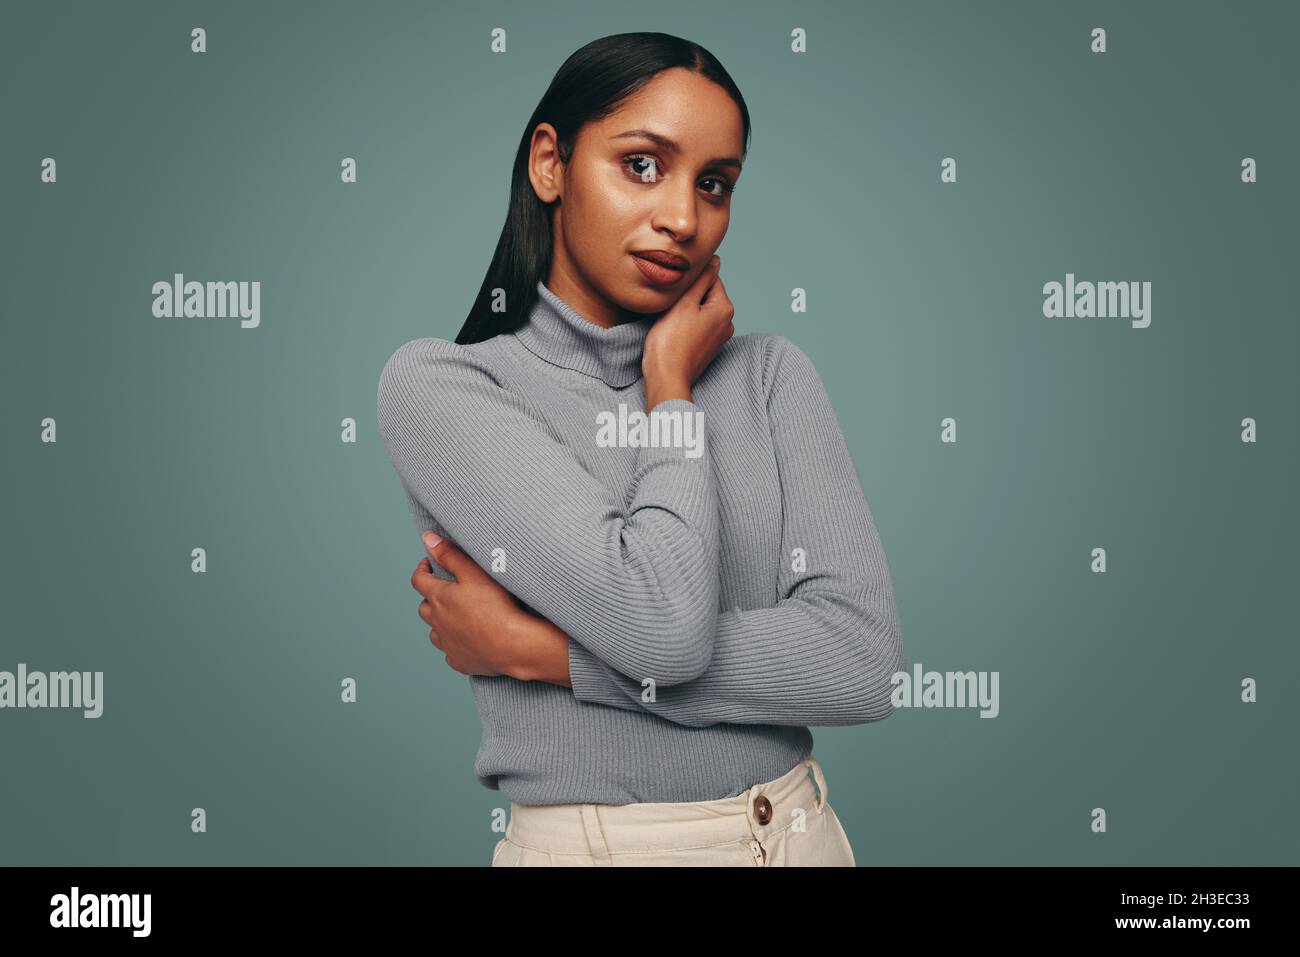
[378,334,904,729]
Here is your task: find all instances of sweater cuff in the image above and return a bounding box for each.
[628,396,714,528]
[568,640,632,708]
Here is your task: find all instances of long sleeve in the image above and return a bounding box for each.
[566,334,904,727]
[377,338,721,686]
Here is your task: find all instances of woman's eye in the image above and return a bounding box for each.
[624,156,735,199]
[626,155,659,182]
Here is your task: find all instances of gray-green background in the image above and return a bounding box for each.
[2,0,1296,865]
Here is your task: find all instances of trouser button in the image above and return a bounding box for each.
[753,794,772,825]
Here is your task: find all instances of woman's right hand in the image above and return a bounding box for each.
[642,255,734,408]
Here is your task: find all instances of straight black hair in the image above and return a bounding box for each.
[453,32,752,345]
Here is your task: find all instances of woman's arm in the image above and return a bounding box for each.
[377,338,721,686]
[555,335,906,727]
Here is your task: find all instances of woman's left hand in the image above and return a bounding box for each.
[411,531,533,679]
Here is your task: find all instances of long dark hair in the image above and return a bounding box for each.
[453,32,752,345]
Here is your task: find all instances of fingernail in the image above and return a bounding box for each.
[711,255,720,266]
[423,530,442,548]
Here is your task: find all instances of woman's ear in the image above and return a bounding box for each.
[527,122,564,203]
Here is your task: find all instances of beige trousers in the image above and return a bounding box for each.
[491,755,856,866]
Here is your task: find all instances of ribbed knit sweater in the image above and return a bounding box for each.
[376,280,904,805]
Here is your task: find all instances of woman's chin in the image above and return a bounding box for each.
[619,281,681,315]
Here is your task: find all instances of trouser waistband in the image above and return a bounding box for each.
[504,756,830,858]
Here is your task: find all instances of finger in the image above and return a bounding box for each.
[704,271,732,313]
[691,255,722,302]
[418,598,435,627]
[428,628,444,651]
[411,557,450,598]
[424,531,485,582]
[706,285,734,327]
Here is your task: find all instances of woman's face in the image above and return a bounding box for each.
[529,67,745,328]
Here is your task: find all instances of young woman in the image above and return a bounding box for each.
[377,32,904,866]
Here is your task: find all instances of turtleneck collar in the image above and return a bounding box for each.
[510,280,650,388]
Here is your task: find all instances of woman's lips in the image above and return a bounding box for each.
[631,253,688,286]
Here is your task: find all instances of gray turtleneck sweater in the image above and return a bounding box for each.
[376,280,904,805]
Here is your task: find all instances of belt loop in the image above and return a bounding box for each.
[579,805,612,866]
[807,758,828,811]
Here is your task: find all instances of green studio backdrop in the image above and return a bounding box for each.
[2,0,1297,865]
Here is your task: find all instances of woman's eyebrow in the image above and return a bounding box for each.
[610,128,742,170]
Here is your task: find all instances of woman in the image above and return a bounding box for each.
[376,32,904,866]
